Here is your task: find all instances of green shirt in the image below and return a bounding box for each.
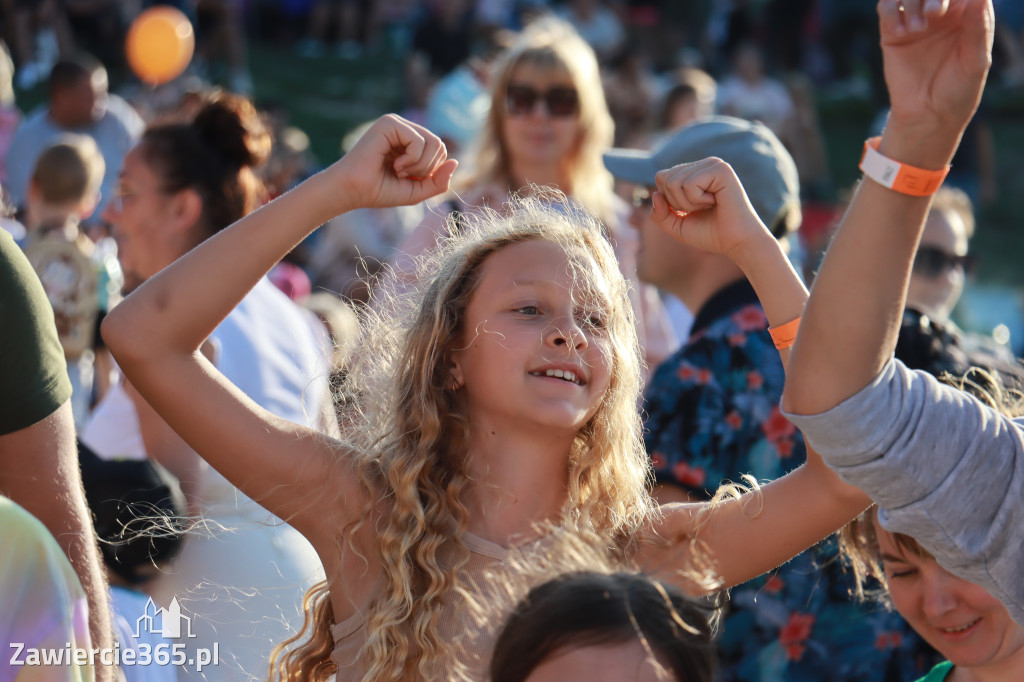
[915,660,953,682]
[0,229,72,434]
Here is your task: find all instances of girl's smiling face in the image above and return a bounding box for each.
[877,525,1024,674]
[449,238,613,436]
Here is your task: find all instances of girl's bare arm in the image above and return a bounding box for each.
[102,115,457,551]
[783,0,994,415]
[648,449,868,592]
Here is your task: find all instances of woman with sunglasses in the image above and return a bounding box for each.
[394,16,677,373]
[906,186,976,325]
[904,185,1020,383]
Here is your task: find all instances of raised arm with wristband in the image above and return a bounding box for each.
[781,0,1024,624]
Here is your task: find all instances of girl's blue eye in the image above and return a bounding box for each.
[586,314,606,328]
[516,305,539,315]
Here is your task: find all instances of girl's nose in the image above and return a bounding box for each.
[921,570,959,619]
[547,317,588,350]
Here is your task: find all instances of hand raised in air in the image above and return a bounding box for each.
[649,157,777,264]
[328,114,459,214]
[879,0,993,141]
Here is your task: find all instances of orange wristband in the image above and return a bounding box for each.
[768,316,800,350]
[859,137,950,197]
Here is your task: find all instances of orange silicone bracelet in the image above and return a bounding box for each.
[859,137,950,197]
[768,316,801,350]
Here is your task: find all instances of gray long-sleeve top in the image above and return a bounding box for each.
[783,359,1024,625]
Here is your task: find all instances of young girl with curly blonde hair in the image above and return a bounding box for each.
[103,112,869,681]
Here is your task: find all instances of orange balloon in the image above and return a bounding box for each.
[126,6,195,85]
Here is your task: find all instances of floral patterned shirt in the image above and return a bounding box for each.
[643,280,938,681]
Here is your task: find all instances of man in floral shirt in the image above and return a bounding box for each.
[604,117,937,681]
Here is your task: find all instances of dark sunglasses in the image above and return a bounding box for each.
[631,186,655,210]
[912,246,976,278]
[505,84,580,118]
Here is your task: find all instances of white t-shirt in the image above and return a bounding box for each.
[81,381,147,460]
[199,276,332,513]
[84,277,332,469]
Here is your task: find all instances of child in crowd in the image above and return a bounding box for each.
[21,135,119,426]
[394,17,678,377]
[103,106,870,681]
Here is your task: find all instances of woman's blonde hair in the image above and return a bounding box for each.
[461,16,617,226]
[271,190,654,681]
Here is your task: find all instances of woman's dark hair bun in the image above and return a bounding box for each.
[194,94,271,170]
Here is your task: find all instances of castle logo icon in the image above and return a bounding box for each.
[133,597,196,639]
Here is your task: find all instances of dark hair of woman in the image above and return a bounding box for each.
[139,93,271,237]
[490,571,717,682]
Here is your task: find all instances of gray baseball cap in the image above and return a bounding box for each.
[603,116,800,235]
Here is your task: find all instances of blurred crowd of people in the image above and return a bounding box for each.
[2,2,1024,682]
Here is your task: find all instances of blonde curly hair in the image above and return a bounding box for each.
[270,190,655,681]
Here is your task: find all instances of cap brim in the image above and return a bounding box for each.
[602,148,660,186]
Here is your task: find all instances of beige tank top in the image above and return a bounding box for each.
[330,530,558,681]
